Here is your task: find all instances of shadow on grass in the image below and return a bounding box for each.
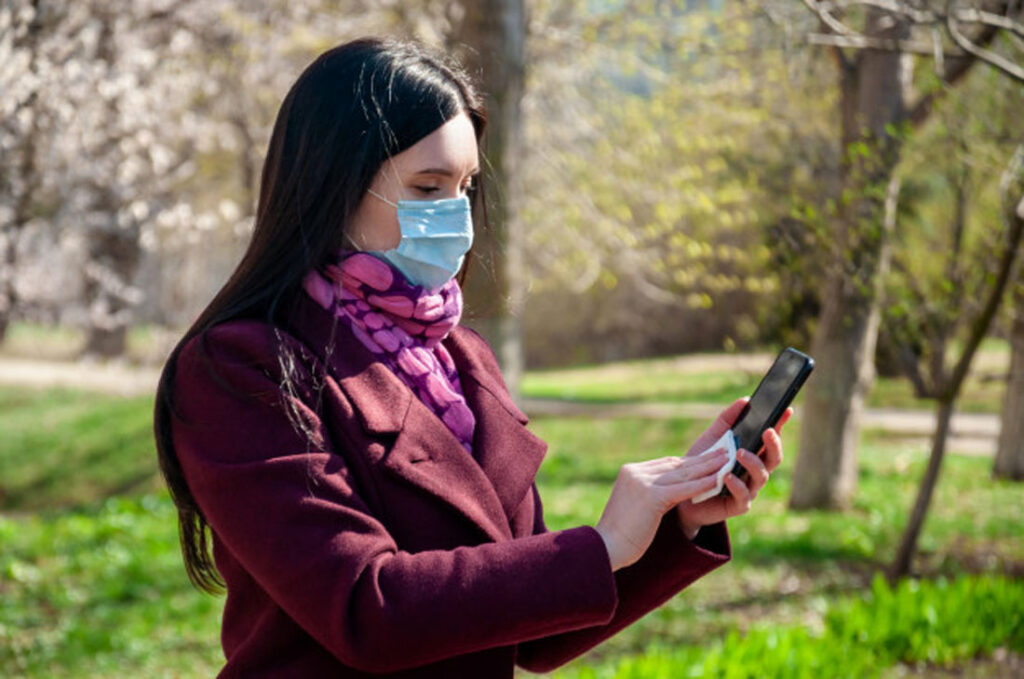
[738,534,886,571]
[2,469,162,514]
[0,386,159,514]
[523,377,754,404]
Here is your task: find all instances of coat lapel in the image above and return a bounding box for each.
[283,292,544,543]
[444,329,548,522]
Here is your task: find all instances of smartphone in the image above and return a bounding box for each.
[725,347,814,492]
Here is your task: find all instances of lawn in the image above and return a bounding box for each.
[0,321,175,365]
[530,417,1023,676]
[0,388,161,510]
[521,340,1011,414]
[1,353,1021,677]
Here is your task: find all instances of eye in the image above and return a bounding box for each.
[414,186,440,195]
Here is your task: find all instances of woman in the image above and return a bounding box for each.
[154,38,788,678]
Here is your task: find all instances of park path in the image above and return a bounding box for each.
[520,399,999,456]
[0,355,162,397]
[0,355,1001,456]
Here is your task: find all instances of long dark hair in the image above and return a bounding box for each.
[154,38,488,593]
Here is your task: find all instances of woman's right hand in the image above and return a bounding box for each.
[593,449,729,571]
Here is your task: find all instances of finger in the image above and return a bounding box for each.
[636,455,699,473]
[736,448,769,495]
[723,472,752,513]
[636,449,727,476]
[774,407,793,433]
[715,397,750,431]
[760,427,783,472]
[659,473,720,505]
[688,397,749,454]
[653,449,729,485]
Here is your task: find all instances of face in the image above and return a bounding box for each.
[345,111,480,251]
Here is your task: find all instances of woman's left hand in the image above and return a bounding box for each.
[674,398,792,539]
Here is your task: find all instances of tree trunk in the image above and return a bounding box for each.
[790,266,885,508]
[790,8,908,510]
[890,182,1024,578]
[80,9,143,360]
[83,324,128,358]
[1,135,39,345]
[82,224,142,359]
[890,398,954,579]
[0,235,16,344]
[0,0,46,345]
[450,0,527,397]
[995,285,1024,480]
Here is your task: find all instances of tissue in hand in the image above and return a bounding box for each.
[691,429,738,504]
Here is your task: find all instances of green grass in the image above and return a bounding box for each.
[522,361,1008,414]
[548,575,1024,678]
[1,366,1021,677]
[0,321,172,364]
[0,387,161,511]
[0,323,85,361]
[529,416,1024,668]
[866,375,1006,414]
[1,495,223,678]
[534,416,1024,569]
[522,359,764,404]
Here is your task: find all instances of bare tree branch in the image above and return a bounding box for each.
[946,11,1024,84]
[807,31,957,55]
[801,0,1024,88]
[834,0,938,24]
[931,26,946,73]
[954,7,1024,37]
[823,0,1024,36]
[801,0,860,36]
[908,20,1003,125]
[946,145,1024,398]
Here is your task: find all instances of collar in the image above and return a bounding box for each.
[281,290,543,542]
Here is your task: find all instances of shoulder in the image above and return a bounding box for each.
[169,319,330,459]
[454,325,501,372]
[177,320,274,386]
[173,319,319,406]
[178,319,288,365]
[450,325,506,380]
[448,324,529,422]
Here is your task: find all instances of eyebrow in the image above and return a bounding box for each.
[413,166,481,177]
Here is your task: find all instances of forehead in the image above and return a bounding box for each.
[391,112,479,173]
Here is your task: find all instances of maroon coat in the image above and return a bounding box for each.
[171,291,731,677]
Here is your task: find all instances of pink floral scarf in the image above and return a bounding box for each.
[302,250,476,453]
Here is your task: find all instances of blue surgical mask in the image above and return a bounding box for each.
[354,189,474,291]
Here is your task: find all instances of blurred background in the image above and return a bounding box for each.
[1,1,1022,677]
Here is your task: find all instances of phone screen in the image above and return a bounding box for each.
[732,349,813,455]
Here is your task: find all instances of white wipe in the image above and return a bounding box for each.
[691,429,738,504]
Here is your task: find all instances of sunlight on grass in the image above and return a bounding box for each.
[1,495,223,678]
[522,346,1008,414]
[0,387,161,511]
[0,322,175,365]
[522,364,762,404]
[547,575,1024,678]
[0,351,1020,677]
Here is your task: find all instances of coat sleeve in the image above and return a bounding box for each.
[514,477,732,672]
[170,323,620,674]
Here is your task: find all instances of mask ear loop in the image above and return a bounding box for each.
[342,231,364,251]
[344,188,399,252]
[367,188,399,208]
